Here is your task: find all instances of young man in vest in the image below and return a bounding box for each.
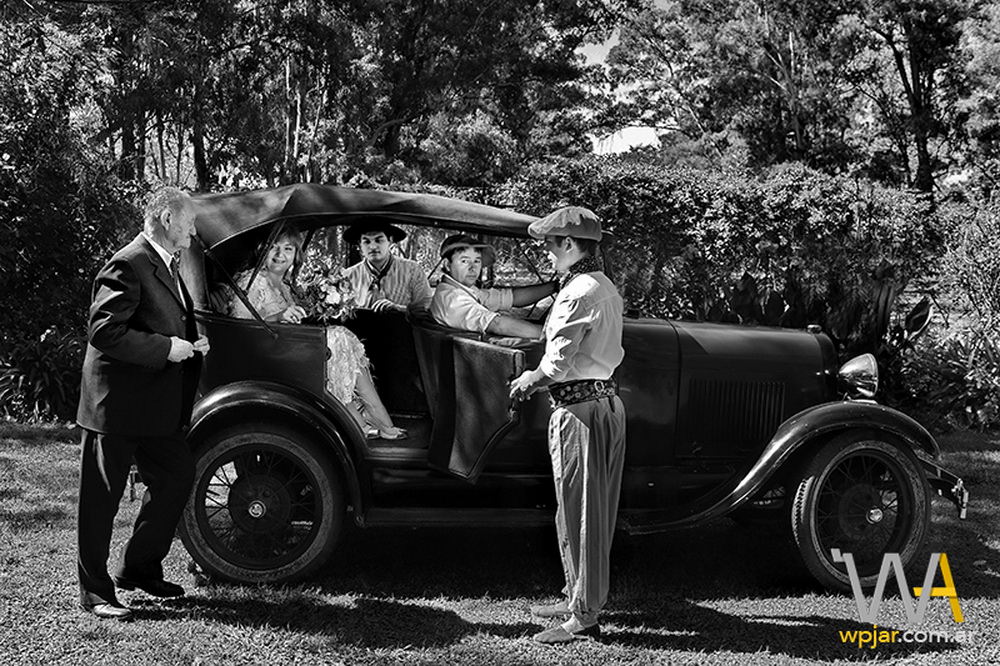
[508,206,626,643]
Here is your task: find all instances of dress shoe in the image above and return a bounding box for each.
[532,623,601,644]
[114,576,185,598]
[86,603,133,620]
[530,600,571,619]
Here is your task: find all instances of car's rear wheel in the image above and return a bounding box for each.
[180,422,345,584]
[791,433,929,592]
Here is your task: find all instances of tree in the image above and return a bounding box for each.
[856,0,973,192]
[605,0,866,171]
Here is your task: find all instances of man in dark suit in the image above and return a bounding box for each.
[76,186,209,620]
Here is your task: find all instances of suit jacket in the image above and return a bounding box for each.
[77,234,201,437]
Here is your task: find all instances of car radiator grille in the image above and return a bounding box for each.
[688,378,787,451]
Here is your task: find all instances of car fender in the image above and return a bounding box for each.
[189,380,366,513]
[725,400,938,508]
[624,401,939,533]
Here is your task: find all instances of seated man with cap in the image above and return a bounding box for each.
[430,234,558,338]
[343,221,432,315]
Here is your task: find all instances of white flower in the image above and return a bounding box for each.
[324,290,342,305]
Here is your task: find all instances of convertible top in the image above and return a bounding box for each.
[191,184,539,250]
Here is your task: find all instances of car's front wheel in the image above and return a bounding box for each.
[791,433,929,592]
[180,422,345,584]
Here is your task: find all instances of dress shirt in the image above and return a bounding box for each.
[539,271,624,382]
[344,256,432,310]
[142,232,175,274]
[430,274,513,334]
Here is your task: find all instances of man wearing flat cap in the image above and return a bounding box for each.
[508,206,626,644]
[430,233,557,338]
[343,221,432,314]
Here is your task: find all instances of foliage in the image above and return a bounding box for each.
[939,199,1000,323]
[0,327,83,422]
[896,328,1000,431]
[0,17,140,355]
[418,111,520,187]
[506,157,944,357]
[602,0,979,191]
[604,0,865,171]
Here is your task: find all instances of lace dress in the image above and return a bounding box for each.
[230,271,369,404]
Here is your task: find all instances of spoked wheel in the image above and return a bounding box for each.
[180,423,345,584]
[791,434,929,592]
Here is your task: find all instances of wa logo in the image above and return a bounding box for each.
[832,549,963,624]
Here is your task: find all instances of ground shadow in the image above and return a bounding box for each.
[130,595,539,649]
[604,604,960,661]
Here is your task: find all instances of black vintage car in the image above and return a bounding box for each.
[178,184,967,592]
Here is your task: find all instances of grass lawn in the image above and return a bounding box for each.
[1,422,998,665]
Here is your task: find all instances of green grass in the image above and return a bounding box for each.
[1,422,999,665]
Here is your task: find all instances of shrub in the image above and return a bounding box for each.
[898,329,1000,431]
[0,327,83,422]
[505,157,945,359]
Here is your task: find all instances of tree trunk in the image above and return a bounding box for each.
[156,112,167,181]
[192,110,209,191]
[191,81,210,191]
[912,114,934,192]
[119,97,136,181]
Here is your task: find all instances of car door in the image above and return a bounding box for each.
[427,336,550,481]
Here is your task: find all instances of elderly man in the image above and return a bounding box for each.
[76,187,210,620]
[429,233,557,338]
[508,206,626,644]
[342,221,432,314]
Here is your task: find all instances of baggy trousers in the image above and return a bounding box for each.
[77,429,194,608]
[548,395,626,625]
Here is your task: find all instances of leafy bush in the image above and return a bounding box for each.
[897,329,1000,431]
[0,327,83,422]
[0,19,139,358]
[506,157,946,359]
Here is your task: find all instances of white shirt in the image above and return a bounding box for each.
[142,232,175,274]
[430,274,514,334]
[343,256,432,310]
[539,272,624,382]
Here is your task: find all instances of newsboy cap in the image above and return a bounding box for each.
[527,206,607,241]
[439,233,496,267]
[343,221,407,245]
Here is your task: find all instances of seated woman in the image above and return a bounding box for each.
[430,234,557,338]
[230,228,405,440]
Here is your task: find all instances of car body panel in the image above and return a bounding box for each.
[182,184,965,534]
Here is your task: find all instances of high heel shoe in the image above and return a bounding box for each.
[366,426,407,440]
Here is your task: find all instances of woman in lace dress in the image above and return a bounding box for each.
[230,229,405,439]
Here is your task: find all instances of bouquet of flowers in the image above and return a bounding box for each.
[301,269,358,324]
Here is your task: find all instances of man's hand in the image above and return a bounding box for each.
[167,337,195,363]
[371,298,403,314]
[509,368,545,402]
[193,336,210,355]
[279,305,307,324]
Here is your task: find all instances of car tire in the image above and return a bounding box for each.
[790,433,929,592]
[180,422,345,584]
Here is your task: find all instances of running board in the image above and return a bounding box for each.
[358,507,554,528]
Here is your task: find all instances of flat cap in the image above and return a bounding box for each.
[528,206,606,241]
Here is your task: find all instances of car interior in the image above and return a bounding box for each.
[196,219,555,480]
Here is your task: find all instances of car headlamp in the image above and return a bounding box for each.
[837,353,878,399]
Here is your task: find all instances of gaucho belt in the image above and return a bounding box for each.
[548,377,618,409]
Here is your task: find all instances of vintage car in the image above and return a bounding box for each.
[178,184,967,593]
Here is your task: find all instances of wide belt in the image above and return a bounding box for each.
[548,377,618,409]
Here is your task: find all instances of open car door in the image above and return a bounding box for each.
[427,337,526,482]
